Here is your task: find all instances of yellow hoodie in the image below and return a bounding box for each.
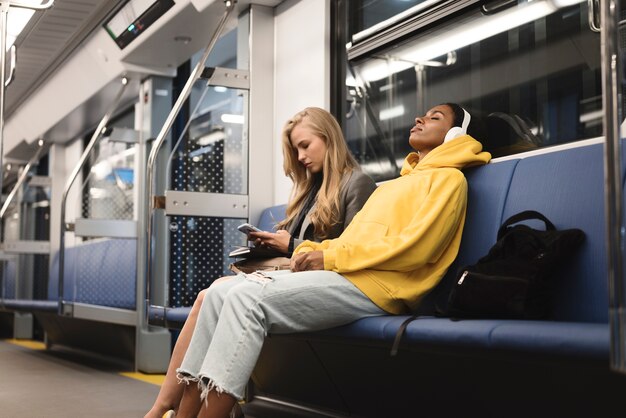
[294,135,491,314]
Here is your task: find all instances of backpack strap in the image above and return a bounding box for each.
[497,210,556,239]
[390,315,418,356]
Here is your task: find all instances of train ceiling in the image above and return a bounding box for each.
[4,0,126,119]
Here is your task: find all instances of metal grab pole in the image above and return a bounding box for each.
[0,2,9,206]
[57,77,128,313]
[600,0,626,373]
[143,0,236,310]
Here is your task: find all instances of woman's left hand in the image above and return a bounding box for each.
[291,251,324,271]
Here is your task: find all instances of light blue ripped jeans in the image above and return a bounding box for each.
[176,269,385,400]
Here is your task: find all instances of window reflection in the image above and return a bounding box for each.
[344,0,602,180]
[84,111,136,221]
[348,0,443,41]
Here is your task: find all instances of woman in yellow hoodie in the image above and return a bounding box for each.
[173,104,491,418]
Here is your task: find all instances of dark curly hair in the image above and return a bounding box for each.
[442,102,485,140]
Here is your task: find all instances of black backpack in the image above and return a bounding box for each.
[390,210,585,356]
[443,210,585,320]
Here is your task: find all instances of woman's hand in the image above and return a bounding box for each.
[291,251,324,272]
[248,229,291,253]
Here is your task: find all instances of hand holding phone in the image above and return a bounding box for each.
[238,223,262,235]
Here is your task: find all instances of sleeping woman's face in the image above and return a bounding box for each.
[408,104,455,155]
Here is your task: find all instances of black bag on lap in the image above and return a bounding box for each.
[444,210,585,320]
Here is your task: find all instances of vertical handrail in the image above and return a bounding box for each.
[601,0,626,373]
[0,138,45,219]
[0,2,9,207]
[57,77,128,313]
[0,0,54,214]
[143,0,236,311]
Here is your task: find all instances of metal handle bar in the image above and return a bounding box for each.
[2,0,54,10]
[5,45,15,87]
[57,77,129,312]
[588,0,600,32]
[144,0,236,308]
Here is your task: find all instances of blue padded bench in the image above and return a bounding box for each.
[301,145,609,356]
[149,205,288,329]
[0,255,54,313]
[1,238,138,361]
[243,143,626,418]
[2,238,136,313]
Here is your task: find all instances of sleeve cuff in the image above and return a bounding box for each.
[294,239,315,254]
[287,235,295,254]
[323,249,337,270]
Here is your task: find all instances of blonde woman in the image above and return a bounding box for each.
[249,106,377,253]
[146,107,376,418]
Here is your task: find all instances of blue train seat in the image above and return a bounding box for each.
[52,238,137,309]
[245,143,625,417]
[2,238,136,312]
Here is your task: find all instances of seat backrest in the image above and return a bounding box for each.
[1,258,17,299]
[48,238,137,309]
[257,205,287,231]
[502,144,607,323]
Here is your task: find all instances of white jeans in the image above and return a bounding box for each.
[177,270,385,400]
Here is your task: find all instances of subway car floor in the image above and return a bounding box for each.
[0,338,163,418]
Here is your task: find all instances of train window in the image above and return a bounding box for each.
[339,0,606,180]
[203,27,243,70]
[82,110,136,221]
[347,0,443,41]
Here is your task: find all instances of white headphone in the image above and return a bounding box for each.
[444,107,471,142]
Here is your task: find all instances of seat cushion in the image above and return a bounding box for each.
[489,320,608,358]
[314,315,608,359]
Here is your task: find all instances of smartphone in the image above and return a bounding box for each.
[237,223,263,235]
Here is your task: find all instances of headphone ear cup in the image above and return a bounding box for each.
[444,127,464,142]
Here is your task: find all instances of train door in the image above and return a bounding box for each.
[145,5,275,338]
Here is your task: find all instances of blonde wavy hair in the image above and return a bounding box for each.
[276,107,358,240]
